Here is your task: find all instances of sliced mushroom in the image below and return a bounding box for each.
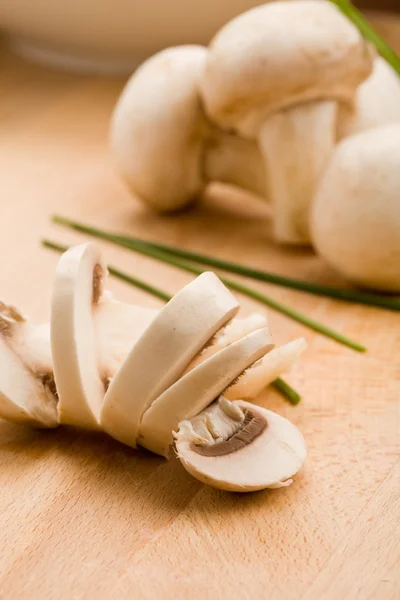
[0,301,57,427]
[51,243,161,430]
[138,327,273,457]
[225,337,307,400]
[175,397,306,492]
[110,45,266,212]
[100,271,240,447]
[185,312,268,372]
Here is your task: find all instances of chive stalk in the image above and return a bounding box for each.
[330,0,400,77]
[52,217,400,312]
[49,218,367,352]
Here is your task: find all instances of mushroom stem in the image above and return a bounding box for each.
[259,100,337,245]
[204,129,266,197]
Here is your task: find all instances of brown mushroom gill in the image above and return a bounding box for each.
[92,263,104,305]
[191,409,267,457]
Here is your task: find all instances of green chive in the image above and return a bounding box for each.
[330,0,400,77]
[49,217,367,353]
[53,217,400,312]
[273,378,302,406]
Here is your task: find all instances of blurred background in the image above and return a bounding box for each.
[0,0,399,75]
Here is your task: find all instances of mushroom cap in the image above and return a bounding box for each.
[51,243,107,430]
[339,57,400,139]
[311,124,400,292]
[200,0,373,136]
[110,45,209,211]
[175,399,307,492]
[101,272,240,448]
[138,327,273,457]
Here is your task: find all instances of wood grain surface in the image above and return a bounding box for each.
[0,14,399,600]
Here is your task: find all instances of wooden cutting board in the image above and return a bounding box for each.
[0,15,399,600]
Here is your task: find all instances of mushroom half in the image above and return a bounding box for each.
[0,301,57,427]
[175,397,306,492]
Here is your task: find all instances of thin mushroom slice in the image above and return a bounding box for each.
[51,243,107,430]
[225,338,307,400]
[175,398,306,492]
[185,312,268,372]
[101,272,240,447]
[0,301,57,427]
[138,327,274,457]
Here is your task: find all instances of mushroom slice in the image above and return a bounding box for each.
[51,242,108,430]
[175,397,306,492]
[185,312,268,372]
[138,327,273,457]
[0,301,57,427]
[101,272,240,447]
[225,338,307,400]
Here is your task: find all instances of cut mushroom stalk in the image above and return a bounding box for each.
[175,397,307,492]
[259,101,337,244]
[100,271,240,447]
[138,327,273,457]
[0,301,57,427]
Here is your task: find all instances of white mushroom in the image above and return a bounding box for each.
[138,327,273,457]
[51,243,107,429]
[0,301,57,427]
[51,243,163,430]
[0,242,309,493]
[311,124,400,292]
[339,57,400,140]
[110,45,265,212]
[199,0,373,244]
[225,337,307,400]
[175,397,306,492]
[185,312,268,372]
[100,271,240,447]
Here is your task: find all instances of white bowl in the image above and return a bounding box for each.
[0,0,265,74]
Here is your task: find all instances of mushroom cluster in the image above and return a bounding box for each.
[111,0,377,244]
[0,243,307,492]
[111,0,400,291]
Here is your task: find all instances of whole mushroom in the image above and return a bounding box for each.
[311,124,400,292]
[111,45,265,212]
[339,57,400,139]
[199,0,373,244]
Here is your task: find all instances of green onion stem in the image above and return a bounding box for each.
[330,0,400,77]
[52,217,400,312]
[42,239,300,405]
[49,217,367,353]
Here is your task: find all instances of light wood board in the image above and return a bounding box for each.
[0,17,399,599]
